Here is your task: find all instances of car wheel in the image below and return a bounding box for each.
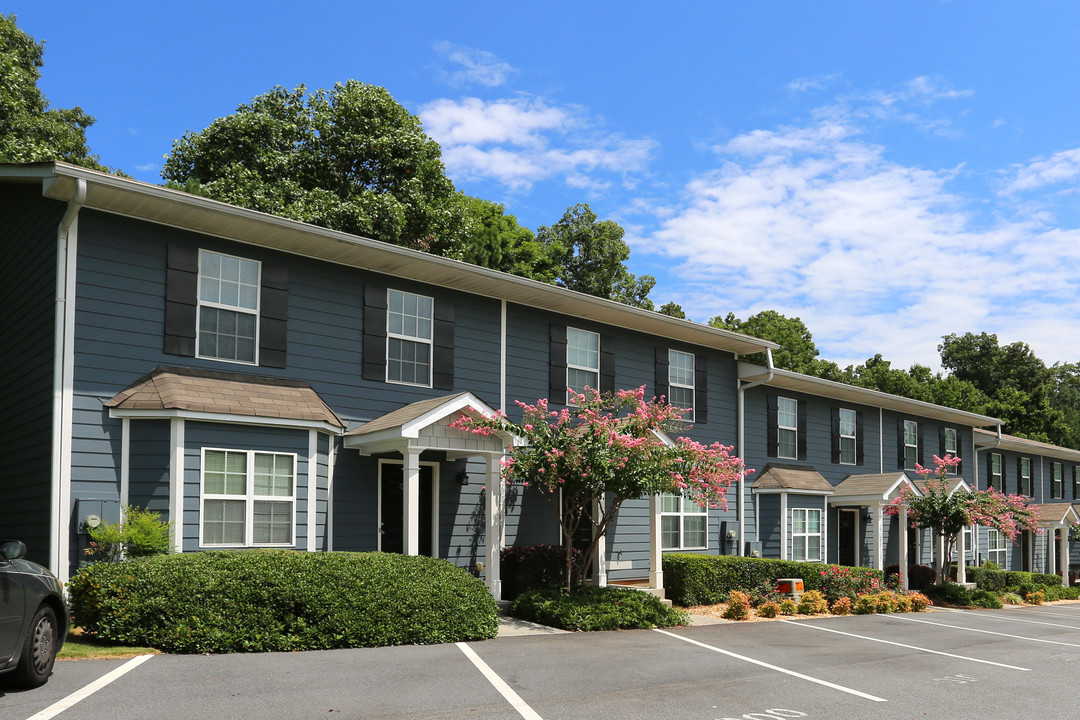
[14,606,58,688]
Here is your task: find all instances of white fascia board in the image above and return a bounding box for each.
[885,474,923,499]
[108,407,341,434]
[1040,505,1080,526]
[400,392,491,438]
[753,488,834,496]
[973,428,1080,462]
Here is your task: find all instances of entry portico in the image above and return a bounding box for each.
[830,472,921,588]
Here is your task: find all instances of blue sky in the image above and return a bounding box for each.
[11,1,1080,369]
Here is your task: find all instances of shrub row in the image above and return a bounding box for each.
[968,567,1064,593]
[884,564,937,591]
[68,551,498,653]
[662,554,884,607]
[500,544,581,600]
[511,586,688,631]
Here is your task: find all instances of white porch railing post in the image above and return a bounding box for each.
[899,505,909,591]
[485,455,503,601]
[403,448,420,556]
[649,495,663,591]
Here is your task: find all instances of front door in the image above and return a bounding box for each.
[379,463,435,556]
[837,509,857,567]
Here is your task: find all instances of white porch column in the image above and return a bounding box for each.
[649,494,663,590]
[593,495,607,587]
[1059,529,1069,587]
[485,455,503,601]
[873,503,883,570]
[169,418,185,554]
[936,534,945,581]
[402,448,421,556]
[1048,528,1057,578]
[956,531,967,584]
[898,506,909,591]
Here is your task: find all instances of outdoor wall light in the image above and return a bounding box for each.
[865,509,873,525]
[457,469,470,486]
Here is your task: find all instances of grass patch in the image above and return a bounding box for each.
[58,629,159,660]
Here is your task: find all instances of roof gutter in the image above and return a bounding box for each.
[737,348,775,555]
[50,176,85,583]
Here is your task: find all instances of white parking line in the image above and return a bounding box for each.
[652,629,886,702]
[456,642,543,720]
[939,607,1080,631]
[780,620,1030,671]
[25,654,154,720]
[886,614,1080,647]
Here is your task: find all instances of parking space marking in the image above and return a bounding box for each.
[652,629,886,702]
[25,654,154,720]
[456,642,543,720]
[939,607,1080,631]
[779,620,1030,670]
[1004,607,1080,619]
[886,615,1080,647]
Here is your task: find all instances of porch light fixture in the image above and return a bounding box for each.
[865,509,873,525]
[457,469,470,486]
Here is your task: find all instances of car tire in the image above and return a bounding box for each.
[13,605,58,688]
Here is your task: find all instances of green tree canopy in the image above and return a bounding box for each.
[457,195,547,277]
[657,301,686,319]
[0,14,108,171]
[711,310,840,376]
[162,81,467,255]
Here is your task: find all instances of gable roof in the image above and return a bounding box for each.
[753,463,834,493]
[105,365,345,430]
[1030,503,1080,526]
[831,472,922,503]
[2,162,779,358]
[973,428,1080,462]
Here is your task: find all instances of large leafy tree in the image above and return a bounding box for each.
[0,14,107,171]
[162,81,468,255]
[457,195,548,277]
[711,310,842,378]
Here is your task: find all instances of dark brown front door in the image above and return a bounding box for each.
[837,509,857,567]
[380,464,434,556]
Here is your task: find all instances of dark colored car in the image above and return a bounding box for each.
[0,541,67,688]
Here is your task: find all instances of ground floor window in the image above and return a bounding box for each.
[201,448,295,546]
[986,528,1008,567]
[660,493,707,550]
[791,508,822,561]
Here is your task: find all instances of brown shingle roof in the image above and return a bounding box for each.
[753,464,834,492]
[832,472,913,498]
[105,365,345,428]
[345,393,470,436]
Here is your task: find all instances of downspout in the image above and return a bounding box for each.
[737,348,774,556]
[50,177,86,582]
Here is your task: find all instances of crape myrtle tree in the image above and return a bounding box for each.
[886,455,1040,584]
[452,386,749,590]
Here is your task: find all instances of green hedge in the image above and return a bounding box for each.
[68,551,498,653]
[662,554,884,606]
[511,586,688,631]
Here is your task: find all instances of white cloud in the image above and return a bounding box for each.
[135,163,157,172]
[1002,148,1080,194]
[787,73,840,93]
[433,42,515,88]
[421,96,655,192]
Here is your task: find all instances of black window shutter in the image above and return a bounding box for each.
[1016,457,1023,495]
[918,424,925,467]
[362,285,387,382]
[259,264,288,368]
[855,411,865,466]
[896,418,905,470]
[938,427,946,458]
[549,324,567,399]
[694,353,708,424]
[432,301,455,390]
[599,334,615,394]
[796,400,807,460]
[986,454,993,491]
[766,394,778,458]
[164,244,198,357]
[654,348,669,402]
[830,408,840,464]
[955,431,963,475]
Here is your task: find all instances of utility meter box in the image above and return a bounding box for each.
[744,541,762,558]
[776,578,804,600]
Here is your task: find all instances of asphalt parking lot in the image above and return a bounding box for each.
[4,604,1080,719]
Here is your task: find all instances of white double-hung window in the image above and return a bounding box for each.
[668,350,695,420]
[989,453,1003,492]
[198,250,260,364]
[791,508,822,561]
[1051,462,1064,499]
[1019,457,1032,496]
[660,493,707,550]
[838,408,857,465]
[903,420,919,470]
[387,289,433,386]
[566,327,600,399]
[777,397,798,459]
[986,528,1008,567]
[201,449,295,547]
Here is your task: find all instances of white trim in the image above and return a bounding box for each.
[658,492,708,551]
[119,418,131,510]
[198,446,298,548]
[878,407,883,473]
[385,288,434,388]
[565,326,600,400]
[753,488,834,496]
[780,492,788,560]
[667,348,695,421]
[376,458,440,555]
[307,429,317,551]
[790,506,822,562]
[195,249,261,366]
[776,396,798,460]
[902,419,919,471]
[169,418,185,553]
[326,436,335,551]
[499,299,507,414]
[838,407,857,465]
[109,407,341,434]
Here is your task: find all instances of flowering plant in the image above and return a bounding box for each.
[451,386,750,588]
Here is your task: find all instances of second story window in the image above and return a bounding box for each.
[1074,465,1080,500]
[903,420,918,471]
[668,350,695,421]
[988,452,1003,492]
[387,289,433,386]
[1019,457,1032,497]
[838,408,857,465]
[778,397,798,459]
[567,327,600,399]
[198,250,259,364]
[1051,462,1063,499]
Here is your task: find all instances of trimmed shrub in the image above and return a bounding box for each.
[1033,572,1064,587]
[1003,571,1034,590]
[500,545,581,600]
[511,585,688,631]
[908,592,931,612]
[853,595,878,614]
[746,580,782,608]
[907,564,936,591]
[779,598,798,616]
[875,591,898,613]
[894,594,912,613]
[797,590,828,615]
[756,601,780,618]
[969,566,1007,592]
[970,589,1003,609]
[1025,589,1045,605]
[925,582,975,607]
[1000,592,1023,605]
[830,597,853,615]
[662,555,883,607]
[722,591,752,621]
[68,551,498,653]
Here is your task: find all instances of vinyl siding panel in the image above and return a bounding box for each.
[128,420,171,514]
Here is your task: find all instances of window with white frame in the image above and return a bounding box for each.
[387,289,433,386]
[660,493,707,550]
[198,250,260,363]
[903,420,918,471]
[1019,457,1032,497]
[989,452,1003,492]
[986,528,1008,567]
[838,408,857,465]
[566,327,600,399]
[668,350,695,421]
[1051,461,1063,499]
[777,397,798,459]
[1074,465,1080,500]
[202,448,295,546]
[944,428,958,468]
[791,508,822,562]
